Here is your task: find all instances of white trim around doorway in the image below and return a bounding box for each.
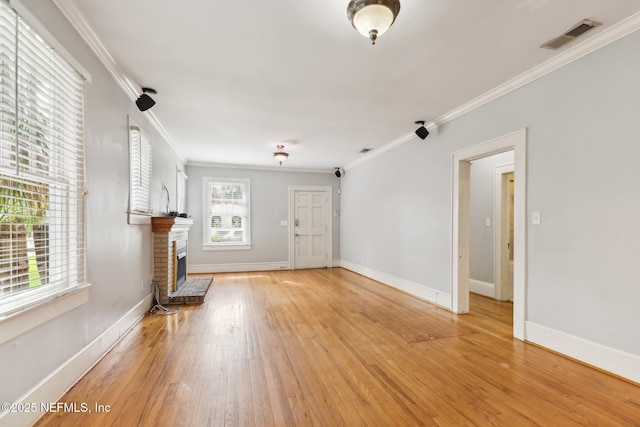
[451,128,527,340]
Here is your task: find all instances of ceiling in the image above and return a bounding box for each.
[57,0,640,170]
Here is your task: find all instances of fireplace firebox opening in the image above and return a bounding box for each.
[175,239,187,291]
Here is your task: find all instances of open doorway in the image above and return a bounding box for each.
[451,129,526,340]
[468,153,514,302]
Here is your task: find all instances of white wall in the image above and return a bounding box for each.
[0,1,184,424]
[340,28,640,373]
[186,166,340,271]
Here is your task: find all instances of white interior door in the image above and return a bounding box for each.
[292,189,330,269]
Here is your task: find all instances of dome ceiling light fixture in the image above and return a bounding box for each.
[347,0,401,45]
[273,144,289,165]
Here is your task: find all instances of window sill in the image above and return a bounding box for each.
[203,244,252,251]
[128,212,152,225]
[0,284,91,346]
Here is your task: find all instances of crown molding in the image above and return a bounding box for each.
[346,11,640,171]
[187,161,334,175]
[52,0,184,163]
[52,0,136,99]
[52,0,640,172]
[432,11,640,129]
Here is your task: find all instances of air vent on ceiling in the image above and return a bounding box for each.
[359,148,372,153]
[541,19,602,50]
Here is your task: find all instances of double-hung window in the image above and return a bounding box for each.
[203,177,250,250]
[128,121,152,218]
[0,2,86,316]
[176,169,187,214]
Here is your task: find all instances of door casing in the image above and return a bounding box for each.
[494,164,514,302]
[452,129,526,340]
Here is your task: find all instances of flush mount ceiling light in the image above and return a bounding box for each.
[135,87,157,111]
[273,144,289,165]
[347,0,401,45]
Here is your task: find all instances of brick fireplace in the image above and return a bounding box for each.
[151,217,194,304]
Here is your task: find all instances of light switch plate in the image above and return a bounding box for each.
[532,211,541,225]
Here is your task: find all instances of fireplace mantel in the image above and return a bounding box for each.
[151,216,194,232]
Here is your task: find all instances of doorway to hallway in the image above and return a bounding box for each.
[451,129,526,340]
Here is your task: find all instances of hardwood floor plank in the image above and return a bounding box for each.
[33,269,640,426]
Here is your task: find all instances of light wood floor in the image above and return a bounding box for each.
[35,268,639,426]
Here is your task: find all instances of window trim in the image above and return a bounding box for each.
[202,177,251,251]
[11,0,91,82]
[0,283,91,345]
[0,1,88,321]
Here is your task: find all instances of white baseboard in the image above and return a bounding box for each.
[526,321,640,384]
[0,294,153,427]
[189,259,340,274]
[188,261,290,274]
[339,260,451,310]
[469,279,494,298]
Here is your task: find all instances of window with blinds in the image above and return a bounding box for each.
[0,2,86,315]
[176,169,187,214]
[203,177,250,249]
[128,121,152,216]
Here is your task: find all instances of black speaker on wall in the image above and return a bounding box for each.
[136,87,157,111]
[415,120,429,140]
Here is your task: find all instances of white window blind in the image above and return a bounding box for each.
[176,169,187,214]
[129,122,152,215]
[0,2,86,315]
[204,177,250,248]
